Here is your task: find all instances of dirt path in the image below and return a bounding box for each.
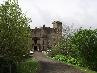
[33,52,84,73]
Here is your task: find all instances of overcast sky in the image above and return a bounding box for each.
[0,0,97,29]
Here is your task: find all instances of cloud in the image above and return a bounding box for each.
[0,0,97,28]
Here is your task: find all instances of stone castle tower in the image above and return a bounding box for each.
[31,21,62,51]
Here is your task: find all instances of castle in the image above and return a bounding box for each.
[31,21,62,51]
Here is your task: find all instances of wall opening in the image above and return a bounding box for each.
[34,46,37,51]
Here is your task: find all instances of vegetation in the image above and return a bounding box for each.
[17,58,39,73]
[0,0,33,73]
[70,29,97,71]
[52,54,97,73]
[52,54,82,66]
[75,66,97,73]
[50,26,97,72]
[0,0,32,62]
[0,0,97,72]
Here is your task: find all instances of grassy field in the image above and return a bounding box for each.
[17,58,39,73]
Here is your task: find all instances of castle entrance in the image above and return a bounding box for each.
[34,46,37,51]
[33,37,40,51]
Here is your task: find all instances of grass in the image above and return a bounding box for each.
[62,62,97,73]
[17,58,39,73]
[60,61,97,73]
[74,66,97,73]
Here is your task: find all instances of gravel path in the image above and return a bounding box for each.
[33,52,84,73]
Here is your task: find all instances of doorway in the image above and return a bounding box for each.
[34,46,37,51]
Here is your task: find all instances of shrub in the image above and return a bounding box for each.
[52,54,82,66]
[71,29,97,71]
[17,59,39,73]
[50,25,97,71]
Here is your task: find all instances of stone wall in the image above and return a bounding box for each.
[31,21,62,51]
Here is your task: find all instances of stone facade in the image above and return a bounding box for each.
[31,21,62,51]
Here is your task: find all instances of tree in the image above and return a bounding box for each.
[71,29,97,71]
[51,24,77,56]
[0,0,32,62]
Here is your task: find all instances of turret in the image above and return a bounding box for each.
[52,21,62,29]
[52,21,62,41]
[52,21,62,34]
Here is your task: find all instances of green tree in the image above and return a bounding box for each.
[51,24,97,71]
[51,24,76,56]
[71,29,97,71]
[0,0,32,62]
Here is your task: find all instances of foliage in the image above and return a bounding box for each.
[0,0,32,62]
[52,54,82,66]
[52,55,97,73]
[51,24,76,57]
[74,65,97,73]
[17,59,39,73]
[51,25,97,71]
[71,29,97,71]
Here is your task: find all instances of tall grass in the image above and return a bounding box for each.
[17,58,39,73]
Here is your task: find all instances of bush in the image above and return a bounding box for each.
[17,59,39,73]
[52,55,82,66]
[70,29,97,71]
[50,25,97,71]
